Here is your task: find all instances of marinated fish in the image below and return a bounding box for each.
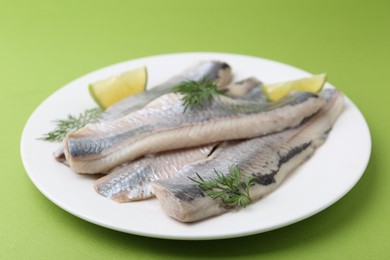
[95,145,215,202]
[100,60,233,121]
[94,78,264,202]
[54,60,233,163]
[152,89,344,222]
[64,91,325,174]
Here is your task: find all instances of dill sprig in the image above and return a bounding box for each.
[189,165,256,208]
[40,107,102,142]
[171,76,225,112]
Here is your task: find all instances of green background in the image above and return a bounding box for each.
[1,0,389,259]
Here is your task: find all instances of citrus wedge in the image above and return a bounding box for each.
[89,66,147,109]
[262,73,327,101]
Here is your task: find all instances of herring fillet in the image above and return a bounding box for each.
[94,78,264,202]
[64,91,325,174]
[94,144,215,202]
[151,89,344,222]
[100,61,233,122]
[54,60,233,163]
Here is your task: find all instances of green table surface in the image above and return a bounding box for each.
[1,0,389,259]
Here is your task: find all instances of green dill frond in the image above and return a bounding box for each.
[40,107,102,142]
[171,76,225,112]
[189,165,255,208]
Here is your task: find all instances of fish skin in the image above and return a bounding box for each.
[151,89,344,222]
[100,61,233,122]
[64,91,325,174]
[94,78,263,202]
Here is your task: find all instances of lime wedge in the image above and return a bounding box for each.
[262,73,327,101]
[89,66,147,109]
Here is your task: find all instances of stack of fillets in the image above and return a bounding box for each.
[57,61,344,222]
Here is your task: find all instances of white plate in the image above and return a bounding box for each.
[20,53,371,240]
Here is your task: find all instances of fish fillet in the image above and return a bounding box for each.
[64,91,324,174]
[94,78,264,202]
[54,60,232,163]
[152,89,344,222]
[100,60,233,121]
[94,145,215,202]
